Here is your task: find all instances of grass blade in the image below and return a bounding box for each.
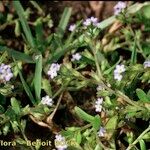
[13,1,35,48]
[35,19,46,53]
[131,41,137,64]
[0,46,35,63]
[13,59,36,105]
[57,7,72,39]
[34,54,42,102]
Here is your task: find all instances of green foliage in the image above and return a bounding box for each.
[0,1,150,150]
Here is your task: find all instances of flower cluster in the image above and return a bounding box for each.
[114,64,126,81]
[47,63,61,79]
[55,134,67,150]
[114,1,126,15]
[144,60,150,68]
[95,98,103,112]
[97,127,106,137]
[71,53,82,62]
[0,63,13,82]
[68,24,76,32]
[83,16,100,28]
[41,95,53,106]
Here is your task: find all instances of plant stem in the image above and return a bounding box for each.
[93,51,104,80]
[47,93,63,121]
[126,125,150,150]
[19,126,35,150]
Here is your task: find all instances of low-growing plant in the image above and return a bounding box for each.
[0,1,150,150]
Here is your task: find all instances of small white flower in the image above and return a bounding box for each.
[41,95,53,106]
[83,16,100,28]
[71,53,82,61]
[97,85,105,91]
[114,64,126,81]
[114,73,123,81]
[55,134,67,150]
[0,63,13,82]
[114,64,126,74]
[90,17,98,24]
[83,18,92,26]
[69,24,76,32]
[95,98,103,112]
[114,1,126,15]
[55,134,65,141]
[96,98,103,104]
[98,127,106,137]
[47,63,61,79]
[144,60,150,68]
[50,63,61,72]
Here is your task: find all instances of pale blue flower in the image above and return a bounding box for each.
[55,134,67,150]
[69,24,76,32]
[47,63,61,79]
[98,127,106,137]
[0,63,13,82]
[114,64,126,81]
[71,53,82,61]
[41,95,53,106]
[95,98,103,112]
[144,60,150,68]
[114,1,126,15]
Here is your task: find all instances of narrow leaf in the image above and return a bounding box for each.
[34,54,42,102]
[139,139,146,150]
[0,46,34,63]
[91,115,101,131]
[11,97,21,114]
[105,115,118,130]
[131,40,137,64]
[13,1,35,48]
[136,88,150,102]
[74,106,94,123]
[57,7,72,39]
[14,59,35,105]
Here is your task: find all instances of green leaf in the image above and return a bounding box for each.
[97,16,116,30]
[35,20,45,52]
[131,40,137,64]
[75,131,82,144]
[142,132,150,140]
[136,88,150,102]
[13,1,35,48]
[74,106,94,123]
[14,59,35,105]
[91,115,101,131]
[34,54,42,102]
[42,79,52,97]
[2,123,10,136]
[105,115,118,130]
[11,97,21,114]
[57,7,72,39]
[141,5,150,19]
[0,46,34,63]
[139,139,146,150]
[14,20,21,37]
